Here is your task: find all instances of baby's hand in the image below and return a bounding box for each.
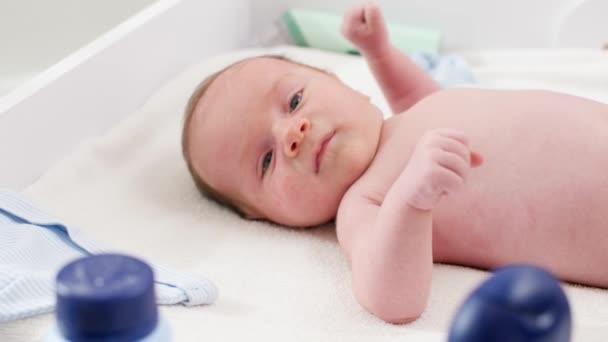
[401,129,483,211]
[341,1,389,55]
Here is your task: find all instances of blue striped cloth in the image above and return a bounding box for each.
[0,191,218,322]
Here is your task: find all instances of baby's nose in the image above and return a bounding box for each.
[281,117,311,158]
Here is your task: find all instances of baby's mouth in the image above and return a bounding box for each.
[314,130,336,174]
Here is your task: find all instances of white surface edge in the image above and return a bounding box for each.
[0,0,250,190]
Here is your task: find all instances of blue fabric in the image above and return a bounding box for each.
[410,51,476,87]
[0,191,218,322]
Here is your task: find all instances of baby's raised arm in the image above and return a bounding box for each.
[341,2,440,114]
[336,130,482,323]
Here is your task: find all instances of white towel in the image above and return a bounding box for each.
[2,46,607,342]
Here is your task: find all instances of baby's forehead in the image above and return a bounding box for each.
[192,57,299,138]
[199,57,305,112]
[236,56,303,71]
[220,57,303,86]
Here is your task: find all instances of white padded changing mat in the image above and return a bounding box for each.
[4,46,608,341]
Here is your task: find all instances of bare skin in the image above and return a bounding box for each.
[338,87,608,323]
[337,2,608,323]
[188,2,608,325]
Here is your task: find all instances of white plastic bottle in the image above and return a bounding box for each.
[46,253,171,341]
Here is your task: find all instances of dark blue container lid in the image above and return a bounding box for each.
[55,253,158,342]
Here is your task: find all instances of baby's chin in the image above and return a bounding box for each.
[269,199,340,228]
[280,214,336,229]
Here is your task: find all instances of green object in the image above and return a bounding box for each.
[282,8,441,55]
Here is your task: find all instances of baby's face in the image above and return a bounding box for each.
[189,57,383,226]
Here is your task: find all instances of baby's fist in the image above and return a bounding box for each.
[341,2,389,55]
[402,129,483,211]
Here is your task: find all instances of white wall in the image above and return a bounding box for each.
[0,0,250,190]
[3,0,604,97]
[250,0,608,51]
[0,0,154,96]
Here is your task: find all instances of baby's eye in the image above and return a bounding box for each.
[262,150,273,176]
[289,90,303,113]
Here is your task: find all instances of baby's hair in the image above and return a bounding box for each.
[181,55,331,217]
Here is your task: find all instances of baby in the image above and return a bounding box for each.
[182,3,608,323]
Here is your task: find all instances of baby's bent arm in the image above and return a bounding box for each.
[336,176,434,323]
[341,2,440,115]
[363,44,440,115]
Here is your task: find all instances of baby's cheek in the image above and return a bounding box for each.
[271,174,309,208]
[270,172,341,225]
[272,174,296,204]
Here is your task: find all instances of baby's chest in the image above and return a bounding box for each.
[358,89,608,263]
[364,88,607,202]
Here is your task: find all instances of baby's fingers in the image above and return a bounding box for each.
[341,6,363,31]
[435,166,465,196]
[407,167,462,210]
[432,129,483,168]
[433,128,470,147]
[436,150,469,179]
[363,1,383,29]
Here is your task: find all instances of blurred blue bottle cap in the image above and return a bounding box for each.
[55,253,157,342]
